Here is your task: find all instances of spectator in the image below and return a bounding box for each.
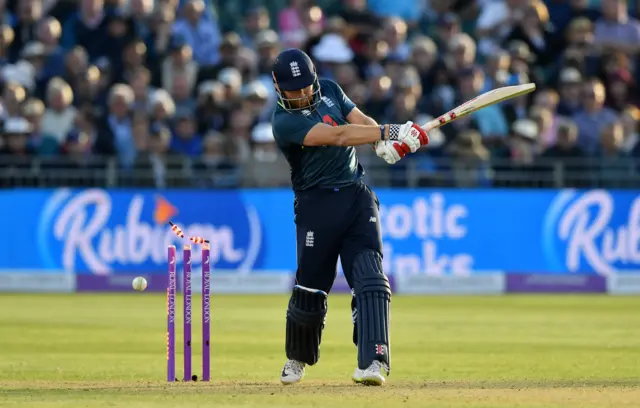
[41,77,77,143]
[475,0,526,56]
[37,17,65,79]
[445,129,491,187]
[620,105,640,152]
[2,81,26,119]
[8,0,41,61]
[594,0,640,57]
[161,35,197,99]
[191,130,239,187]
[23,97,58,155]
[148,88,175,125]
[61,0,111,61]
[572,78,619,154]
[0,24,13,65]
[239,6,270,49]
[94,83,135,166]
[278,0,323,49]
[503,0,561,67]
[593,121,632,187]
[171,0,221,65]
[383,17,410,61]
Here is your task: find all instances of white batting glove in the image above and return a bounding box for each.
[375,141,408,165]
[387,121,430,153]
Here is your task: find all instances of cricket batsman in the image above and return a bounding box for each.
[271,48,430,386]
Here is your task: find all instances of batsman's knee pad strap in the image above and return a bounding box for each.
[285,285,328,365]
[353,251,391,371]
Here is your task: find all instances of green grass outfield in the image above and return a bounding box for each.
[0,294,639,407]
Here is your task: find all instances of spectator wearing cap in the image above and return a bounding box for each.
[572,78,619,154]
[0,117,34,156]
[239,6,270,49]
[431,13,461,54]
[61,0,111,61]
[242,80,271,122]
[594,0,640,57]
[8,0,42,61]
[21,42,49,96]
[37,17,66,80]
[171,0,221,66]
[22,98,59,155]
[161,35,198,101]
[246,122,290,187]
[195,81,223,125]
[492,118,541,187]
[311,32,354,80]
[191,130,239,188]
[41,78,77,144]
[216,67,243,111]
[94,84,136,166]
[556,68,583,116]
[503,0,562,67]
[170,111,201,157]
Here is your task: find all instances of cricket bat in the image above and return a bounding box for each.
[421,83,536,131]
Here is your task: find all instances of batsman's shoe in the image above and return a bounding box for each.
[280,359,305,385]
[352,360,388,386]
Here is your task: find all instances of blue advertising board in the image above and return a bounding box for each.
[0,188,637,278]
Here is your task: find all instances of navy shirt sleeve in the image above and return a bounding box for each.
[326,80,356,118]
[272,110,319,146]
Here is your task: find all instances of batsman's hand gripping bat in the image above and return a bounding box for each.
[421,83,536,132]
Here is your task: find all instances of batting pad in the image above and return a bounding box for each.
[285,285,328,365]
[353,251,391,371]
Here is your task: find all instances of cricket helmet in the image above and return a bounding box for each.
[272,48,322,112]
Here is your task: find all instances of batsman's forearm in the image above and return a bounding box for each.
[335,124,388,146]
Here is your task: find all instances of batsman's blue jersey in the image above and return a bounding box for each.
[272,79,365,192]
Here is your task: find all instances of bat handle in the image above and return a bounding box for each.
[421,119,441,132]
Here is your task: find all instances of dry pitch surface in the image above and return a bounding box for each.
[0,294,638,407]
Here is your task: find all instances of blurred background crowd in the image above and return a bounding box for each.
[0,0,638,188]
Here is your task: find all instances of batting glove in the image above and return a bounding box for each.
[387,121,429,153]
[375,140,410,165]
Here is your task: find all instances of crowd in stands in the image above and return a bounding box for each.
[0,0,638,188]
